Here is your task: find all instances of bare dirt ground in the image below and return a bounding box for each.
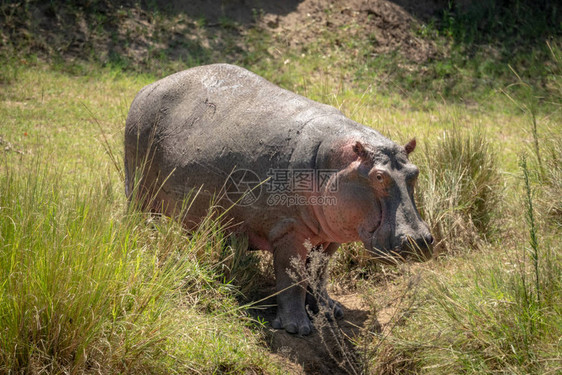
[248,280,421,375]
[248,287,372,374]
[261,0,439,63]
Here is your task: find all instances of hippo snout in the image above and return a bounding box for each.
[399,233,434,262]
[367,225,434,263]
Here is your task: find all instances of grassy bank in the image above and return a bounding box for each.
[0,154,284,374]
[1,1,561,103]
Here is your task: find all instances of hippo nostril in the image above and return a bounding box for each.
[411,234,433,249]
[426,234,434,245]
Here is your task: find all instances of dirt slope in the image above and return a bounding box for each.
[241,252,419,375]
[0,0,442,69]
[158,0,440,62]
[262,0,438,62]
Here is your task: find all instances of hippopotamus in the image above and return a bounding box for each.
[124,63,433,335]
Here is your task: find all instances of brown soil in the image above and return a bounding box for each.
[159,0,442,62]
[261,0,439,62]
[247,280,422,375]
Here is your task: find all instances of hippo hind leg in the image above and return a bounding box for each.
[305,243,344,321]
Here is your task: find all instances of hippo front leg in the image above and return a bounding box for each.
[271,231,312,336]
[305,243,344,320]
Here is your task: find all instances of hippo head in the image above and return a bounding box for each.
[356,138,433,263]
[321,137,433,263]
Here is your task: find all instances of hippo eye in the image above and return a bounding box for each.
[373,171,388,185]
[369,169,389,186]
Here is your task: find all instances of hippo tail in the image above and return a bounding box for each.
[124,151,134,201]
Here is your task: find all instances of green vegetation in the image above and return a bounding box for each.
[2,1,560,102]
[1,1,561,374]
[0,156,281,374]
[364,136,561,374]
[415,128,502,253]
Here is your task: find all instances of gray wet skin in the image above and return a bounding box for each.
[125,63,433,336]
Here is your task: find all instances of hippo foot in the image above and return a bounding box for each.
[272,311,313,336]
[306,292,344,321]
[325,299,344,321]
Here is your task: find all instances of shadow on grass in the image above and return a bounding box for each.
[388,0,560,48]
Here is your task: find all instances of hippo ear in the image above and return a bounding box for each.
[405,138,416,155]
[352,141,369,159]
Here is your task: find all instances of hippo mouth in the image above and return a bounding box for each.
[368,227,407,265]
[368,231,434,264]
[366,200,432,264]
[368,238,429,264]
[360,193,433,264]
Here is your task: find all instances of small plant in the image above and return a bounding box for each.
[539,131,562,223]
[330,242,385,288]
[520,155,541,308]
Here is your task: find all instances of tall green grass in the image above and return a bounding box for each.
[0,158,282,374]
[539,132,562,224]
[367,227,561,374]
[414,128,502,253]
